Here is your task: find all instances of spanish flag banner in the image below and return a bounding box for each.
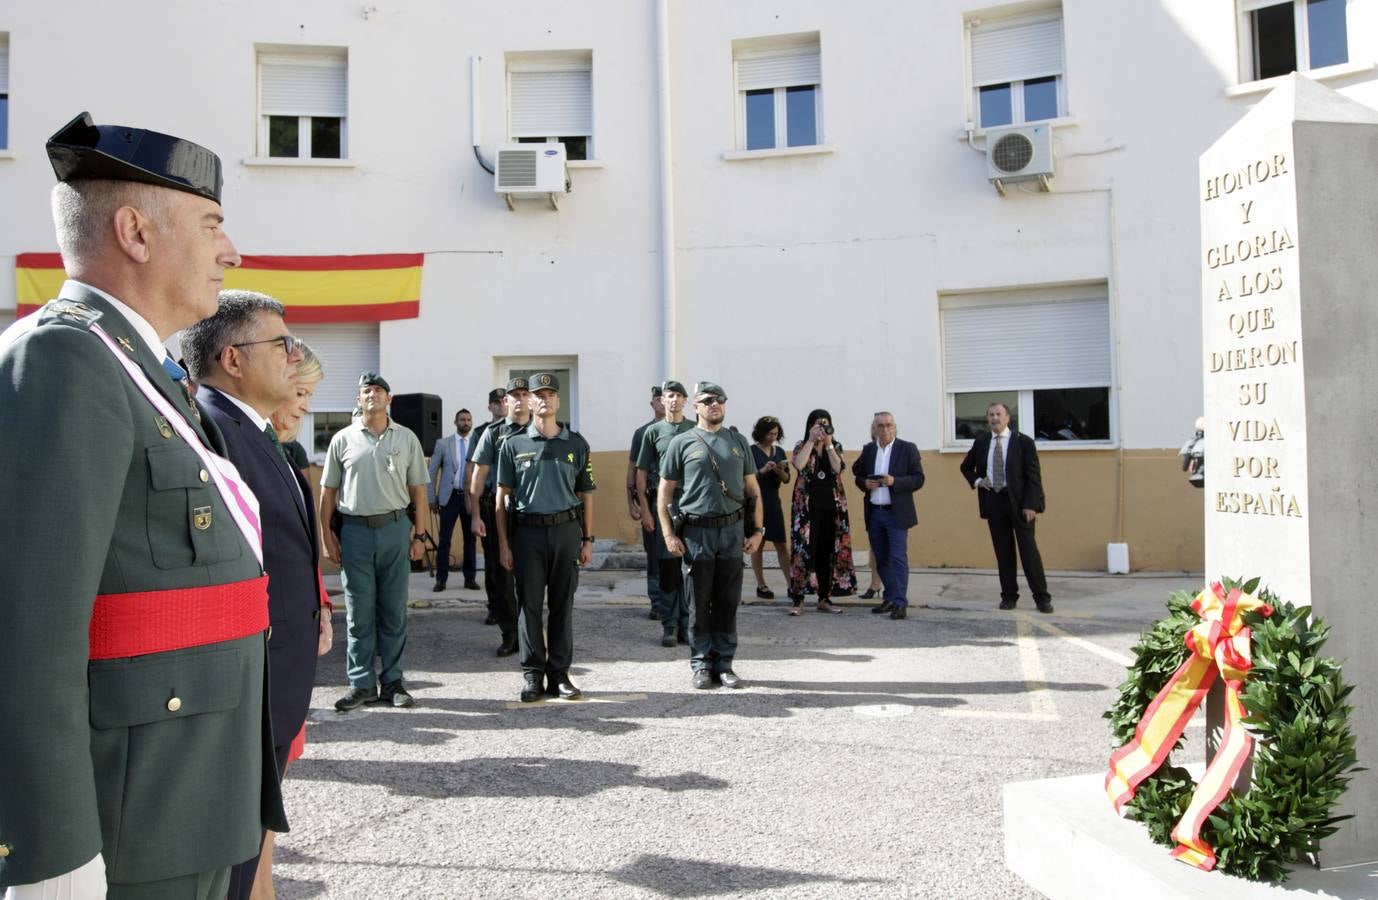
[16,252,423,323]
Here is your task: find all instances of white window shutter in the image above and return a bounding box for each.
[943,298,1110,393]
[259,54,347,118]
[288,323,379,411]
[736,45,821,92]
[0,35,10,94]
[509,69,592,137]
[970,16,1064,87]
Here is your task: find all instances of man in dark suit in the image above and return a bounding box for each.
[182,290,331,900]
[852,411,925,619]
[959,402,1053,613]
[0,113,285,897]
[428,409,479,592]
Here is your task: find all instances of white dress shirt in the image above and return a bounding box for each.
[452,434,468,491]
[870,439,894,505]
[76,281,165,359]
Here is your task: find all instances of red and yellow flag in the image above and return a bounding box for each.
[1105,583,1273,870]
[16,252,423,323]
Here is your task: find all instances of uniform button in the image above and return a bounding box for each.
[167,697,183,712]
[198,469,210,483]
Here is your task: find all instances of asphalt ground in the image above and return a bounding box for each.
[272,567,1201,899]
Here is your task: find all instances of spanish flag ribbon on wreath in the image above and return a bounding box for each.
[1105,582,1273,870]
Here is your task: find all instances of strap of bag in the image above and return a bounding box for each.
[690,429,743,506]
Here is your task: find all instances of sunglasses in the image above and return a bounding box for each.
[697,395,725,406]
[232,334,301,356]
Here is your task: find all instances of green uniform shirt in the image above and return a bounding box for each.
[661,426,753,517]
[322,418,427,514]
[636,418,695,487]
[629,420,655,462]
[497,422,596,514]
[471,415,527,492]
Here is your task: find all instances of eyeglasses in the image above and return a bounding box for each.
[697,396,725,406]
[231,334,301,356]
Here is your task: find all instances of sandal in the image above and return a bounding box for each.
[817,600,844,614]
[756,586,775,599]
[859,588,878,600]
[788,603,803,616]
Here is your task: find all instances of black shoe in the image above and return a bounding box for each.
[661,633,677,648]
[648,608,661,620]
[1036,600,1055,614]
[871,600,895,615]
[484,613,499,625]
[520,673,543,703]
[890,606,907,620]
[692,670,715,690]
[859,588,878,600]
[677,627,688,645]
[432,582,447,592]
[381,679,415,708]
[545,673,561,697]
[334,685,378,712]
[496,637,519,657]
[553,674,582,700]
[756,586,775,599]
[998,599,1017,610]
[464,579,480,590]
[719,670,743,689]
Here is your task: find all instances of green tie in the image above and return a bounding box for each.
[263,423,290,464]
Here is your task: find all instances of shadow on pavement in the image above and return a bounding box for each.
[606,853,889,896]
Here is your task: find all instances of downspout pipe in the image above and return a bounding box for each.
[656,0,676,375]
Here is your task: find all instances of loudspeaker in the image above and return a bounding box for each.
[391,393,443,449]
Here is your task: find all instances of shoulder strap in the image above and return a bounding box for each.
[690,429,743,505]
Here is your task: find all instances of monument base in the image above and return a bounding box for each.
[1004,772,1377,899]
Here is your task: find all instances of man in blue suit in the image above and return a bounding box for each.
[182,290,331,899]
[852,412,925,619]
[428,409,478,592]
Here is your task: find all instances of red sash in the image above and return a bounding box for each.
[89,576,270,659]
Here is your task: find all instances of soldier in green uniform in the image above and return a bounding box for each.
[658,382,764,690]
[320,372,430,711]
[636,380,695,647]
[467,377,532,657]
[0,113,286,898]
[626,385,665,622]
[495,373,596,703]
[466,387,507,626]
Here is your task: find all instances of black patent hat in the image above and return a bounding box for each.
[46,112,223,203]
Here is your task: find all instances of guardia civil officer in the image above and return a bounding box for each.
[468,388,507,623]
[0,113,286,897]
[658,382,764,689]
[626,384,665,622]
[636,380,695,647]
[468,377,533,656]
[495,373,596,702]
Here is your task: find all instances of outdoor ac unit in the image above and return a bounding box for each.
[985,123,1054,195]
[495,143,570,210]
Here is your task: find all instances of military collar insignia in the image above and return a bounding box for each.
[117,336,135,354]
[38,297,103,329]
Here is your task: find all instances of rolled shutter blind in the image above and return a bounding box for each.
[970,17,1063,87]
[260,54,347,117]
[289,323,379,411]
[736,45,821,91]
[509,69,592,137]
[943,298,1109,393]
[0,36,10,93]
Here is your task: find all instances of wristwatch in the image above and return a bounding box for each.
[581,535,595,543]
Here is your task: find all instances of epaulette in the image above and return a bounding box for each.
[37,298,103,329]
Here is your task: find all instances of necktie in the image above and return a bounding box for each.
[992,434,1006,490]
[454,437,466,491]
[263,422,291,464]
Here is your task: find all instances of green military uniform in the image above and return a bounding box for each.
[637,415,695,640]
[470,412,525,641]
[0,286,286,892]
[496,419,595,681]
[322,413,427,692]
[628,415,665,619]
[661,412,755,677]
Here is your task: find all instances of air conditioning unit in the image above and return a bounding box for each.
[985,123,1054,195]
[495,143,570,210]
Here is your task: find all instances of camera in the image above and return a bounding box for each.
[822,424,834,436]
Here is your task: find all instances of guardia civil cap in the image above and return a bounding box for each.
[650,385,663,398]
[47,112,224,204]
[506,376,530,393]
[530,372,560,392]
[661,380,687,396]
[487,388,506,404]
[693,381,727,401]
[358,371,391,393]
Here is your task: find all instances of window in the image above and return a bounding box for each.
[969,10,1065,128]
[498,356,578,431]
[257,48,348,160]
[1239,0,1348,82]
[941,285,1112,445]
[733,35,822,151]
[0,34,9,150]
[286,323,378,457]
[507,52,592,161]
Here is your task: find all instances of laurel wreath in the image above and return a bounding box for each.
[1103,577,1360,882]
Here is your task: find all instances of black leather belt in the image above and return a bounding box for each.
[342,509,407,528]
[871,503,892,509]
[684,509,743,528]
[514,508,580,527]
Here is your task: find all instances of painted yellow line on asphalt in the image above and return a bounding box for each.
[504,692,648,710]
[1021,614,1133,668]
[940,709,1060,721]
[939,616,1058,721]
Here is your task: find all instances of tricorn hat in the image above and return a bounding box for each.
[46,112,223,203]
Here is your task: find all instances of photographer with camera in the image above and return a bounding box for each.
[787,408,857,614]
[1180,416,1205,489]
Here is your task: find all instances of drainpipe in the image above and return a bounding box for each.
[656,0,677,375]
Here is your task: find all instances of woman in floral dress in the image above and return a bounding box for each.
[787,408,856,613]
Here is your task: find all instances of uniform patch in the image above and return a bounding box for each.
[515,452,538,461]
[193,506,213,530]
[155,416,173,438]
[566,452,575,463]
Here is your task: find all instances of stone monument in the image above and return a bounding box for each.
[1200,73,1378,867]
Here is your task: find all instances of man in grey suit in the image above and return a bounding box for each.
[428,409,478,591]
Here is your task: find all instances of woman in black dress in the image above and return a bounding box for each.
[749,416,791,599]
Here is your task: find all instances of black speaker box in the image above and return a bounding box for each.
[391,393,443,449]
